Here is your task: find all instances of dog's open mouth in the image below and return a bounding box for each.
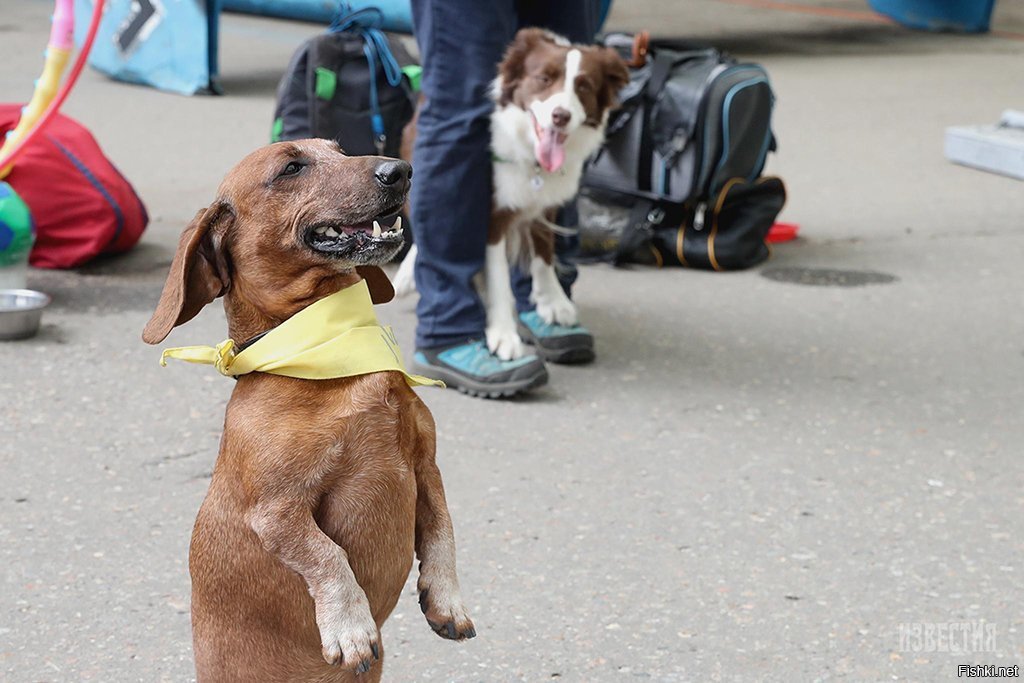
[531,112,568,174]
[303,204,405,263]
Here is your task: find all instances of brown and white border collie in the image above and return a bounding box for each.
[395,28,629,360]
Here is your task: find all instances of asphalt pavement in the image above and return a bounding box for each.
[2,1,1023,681]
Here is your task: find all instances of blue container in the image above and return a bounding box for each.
[75,0,220,95]
[869,0,996,33]
[223,0,413,32]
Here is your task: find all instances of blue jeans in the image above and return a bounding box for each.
[409,0,599,349]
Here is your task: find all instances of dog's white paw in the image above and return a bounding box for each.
[316,600,381,673]
[486,324,526,361]
[535,298,579,327]
[418,583,476,641]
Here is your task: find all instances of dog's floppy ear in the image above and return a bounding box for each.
[356,265,395,305]
[498,28,554,106]
[596,47,630,112]
[142,205,233,344]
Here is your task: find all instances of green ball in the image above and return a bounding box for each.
[0,181,35,267]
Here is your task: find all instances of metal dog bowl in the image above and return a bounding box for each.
[0,289,51,340]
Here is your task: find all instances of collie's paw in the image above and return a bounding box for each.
[317,605,380,672]
[418,587,476,641]
[486,324,526,361]
[535,298,579,327]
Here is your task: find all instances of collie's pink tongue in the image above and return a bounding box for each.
[535,128,567,173]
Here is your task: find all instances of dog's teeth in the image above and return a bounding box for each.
[372,220,382,237]
[314,226,327,234]
[325,227,339,237]
[394,216,403,232]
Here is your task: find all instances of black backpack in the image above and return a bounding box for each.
[579,34,786,269]
[271,6,416,157]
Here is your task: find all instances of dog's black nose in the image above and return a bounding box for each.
[552,107,572,128]
[375,160,412,189]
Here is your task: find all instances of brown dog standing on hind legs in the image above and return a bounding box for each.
[142,139,475,682]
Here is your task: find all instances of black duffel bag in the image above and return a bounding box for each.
[579,33,786,269]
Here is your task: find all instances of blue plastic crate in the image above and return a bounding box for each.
[223,0,413,32]
[869,0,996,33]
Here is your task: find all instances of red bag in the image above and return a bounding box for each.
[0,105,148,269]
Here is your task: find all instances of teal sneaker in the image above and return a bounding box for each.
[516,310,595,365]
[412,341,548,399]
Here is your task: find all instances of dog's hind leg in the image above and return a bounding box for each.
[411,404,476,641]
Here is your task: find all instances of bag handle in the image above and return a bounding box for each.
[629,31,650,68]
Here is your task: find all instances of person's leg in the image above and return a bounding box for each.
[553,202,582,295]
[409,0,548,396]
[517,0,601,44]
[410,0,513,349]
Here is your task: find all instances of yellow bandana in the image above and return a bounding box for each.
[158,280,443,388]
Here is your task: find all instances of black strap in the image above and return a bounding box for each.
[646,51,675,101]
[637,103,654,193]
[636,51,674,194]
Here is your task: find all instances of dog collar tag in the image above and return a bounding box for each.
[530,174,544,191]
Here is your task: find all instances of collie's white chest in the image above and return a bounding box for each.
[492,160,585,217]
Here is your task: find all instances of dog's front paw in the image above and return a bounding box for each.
[418,585,476,641]
[316,602,381,673]
[535,298,579,327]
[486,324,526,361]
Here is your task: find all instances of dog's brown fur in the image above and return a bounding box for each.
[144,139,474,683]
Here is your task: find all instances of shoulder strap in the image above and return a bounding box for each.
[645,50,675,102]
[636,50,675,193]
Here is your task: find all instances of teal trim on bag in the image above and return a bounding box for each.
[698,65,770,194]
[712,75,773,189]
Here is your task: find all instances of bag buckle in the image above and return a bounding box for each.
[693,202,707,231]
[647,207,665,225]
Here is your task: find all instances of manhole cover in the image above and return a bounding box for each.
[760,267,897,287]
